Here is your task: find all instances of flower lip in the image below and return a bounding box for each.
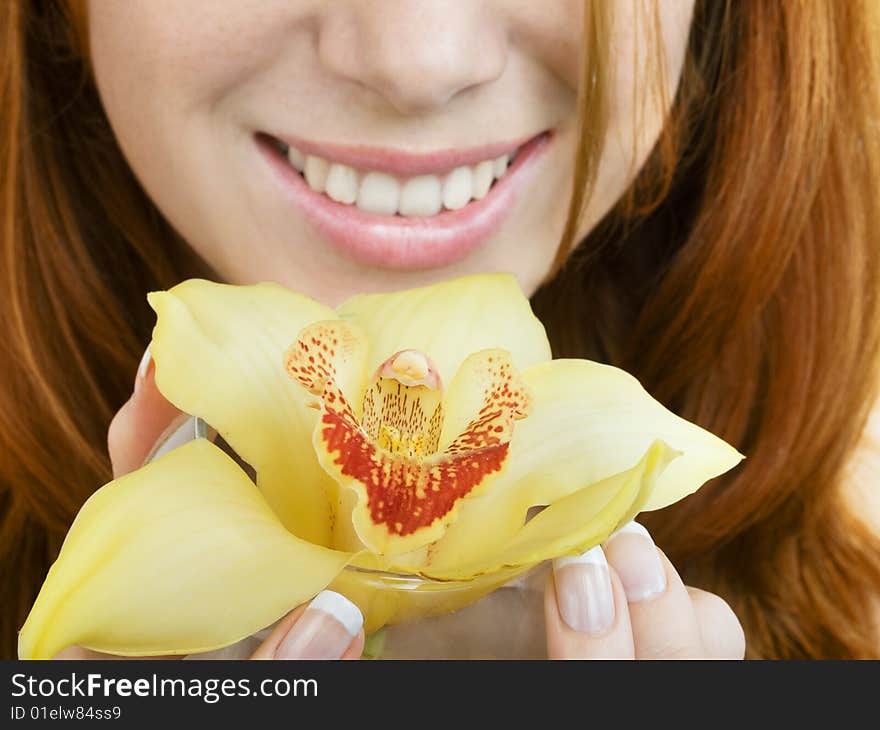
[263,130,548,177]
[377,349,441,389]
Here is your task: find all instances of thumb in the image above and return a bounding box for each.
[250,591,365,660]
[107,345,185,478]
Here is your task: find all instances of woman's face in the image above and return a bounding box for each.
[87,1,694,306]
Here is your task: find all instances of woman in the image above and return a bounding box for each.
[2,0,879,659]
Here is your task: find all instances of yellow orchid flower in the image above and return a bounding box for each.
[18,274,743,659]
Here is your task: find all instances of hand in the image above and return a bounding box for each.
[55,347,365,660]
[545,521,745,659]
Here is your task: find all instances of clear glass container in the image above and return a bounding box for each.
[334,562,551,659]
[186,562,550,660]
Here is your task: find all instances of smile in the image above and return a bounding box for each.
[255,130,552,270]
[282,141,516,216]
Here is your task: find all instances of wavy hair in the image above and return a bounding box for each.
[2,1,879,658]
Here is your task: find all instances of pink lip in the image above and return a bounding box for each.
[255,131,552,270]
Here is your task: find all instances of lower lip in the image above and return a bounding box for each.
[256,132,551,270]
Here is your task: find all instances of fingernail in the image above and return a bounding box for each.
[144,415,197,464]
[553,546,615,634]
[275,591,363,659]
[134,345,152,394]
[604,521,667,603]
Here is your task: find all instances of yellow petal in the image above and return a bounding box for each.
[148,280,369,546]
[420,440,677,579]
[335,273,552,387]
[520,359,745,511]
[414,359,743,572]
[18,440,351,660]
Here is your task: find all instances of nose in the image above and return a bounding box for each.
[317,1,507,116]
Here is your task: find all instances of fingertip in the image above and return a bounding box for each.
[133,351,184,433]
[686,587,746,659]
[342,629,366,660]
[52,645,103,660]
[551,546,614,634]
[544,556,634,659]
[107,348,183,477]
[251,592,365,660]
[52,645,181,660]
[134,344,153,394]
[250,606,308,660]
[603,521,668,603]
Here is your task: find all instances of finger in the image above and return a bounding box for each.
[107,345,184,477]
[250,591,365,660]
[545,546,635,659]
[687,587,746,659]
[52,646,180,660]
[603,522,703,658]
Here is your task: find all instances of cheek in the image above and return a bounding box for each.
[507,0,585,88]
[86,0,314,276]
[88,1,276,123]
[577,1,695,237]
[609,1,694,130]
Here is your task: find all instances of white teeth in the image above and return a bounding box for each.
[356,172,400,215]
[304,155,329,192]
[442,166,473,211]
[287,146,305,172]
[492,154,509,178]
[325,163,359,204]
[472,160,494,200]
[286,143,519,216]
[399,175,442,217]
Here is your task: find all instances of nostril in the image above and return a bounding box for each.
[315,7,507,116]
[357,51,506,116]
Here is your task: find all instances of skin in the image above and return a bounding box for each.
[87,0,693,305]
[68,0,748,658]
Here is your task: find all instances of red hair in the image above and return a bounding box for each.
[1,1,879,658]
[534,0,880,657]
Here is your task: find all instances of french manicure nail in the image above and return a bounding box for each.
[553,546,615,634]
[604,521,667,603]
[275,591,363,659]
[137,345,152,380]
[144,415,197,464]
[134,345,152,394]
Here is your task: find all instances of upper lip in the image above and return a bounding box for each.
[267,130,545,177]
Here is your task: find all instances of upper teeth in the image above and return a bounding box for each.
[286,145,514,217]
